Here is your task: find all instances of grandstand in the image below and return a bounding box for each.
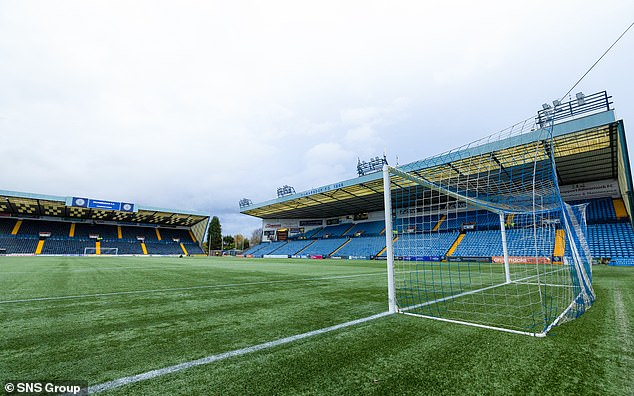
[0,191,208,256]
[242,91,634,266]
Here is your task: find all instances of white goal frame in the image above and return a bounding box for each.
[382,164,594,337]
[84,247,119,255]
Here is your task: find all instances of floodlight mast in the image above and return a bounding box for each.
[536,90,610,128]
[239,198,252,209]
[277,185,296,198]
[358,155,388,177]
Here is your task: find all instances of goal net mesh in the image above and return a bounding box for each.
[84,247,118,255]
[384,121,594,336]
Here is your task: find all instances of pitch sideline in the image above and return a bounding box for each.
[87,311,392,394]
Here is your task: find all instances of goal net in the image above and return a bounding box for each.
[84,247,119,255]
[382,121,594,337]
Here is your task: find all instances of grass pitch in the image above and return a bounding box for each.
[0,256,632,395]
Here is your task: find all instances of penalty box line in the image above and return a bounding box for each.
[0,272,386,305]
[88,311,392,394]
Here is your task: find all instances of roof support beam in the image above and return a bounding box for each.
[490,153,510,178]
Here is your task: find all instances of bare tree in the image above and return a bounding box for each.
[234,233,248,250]
[250,227,262,246]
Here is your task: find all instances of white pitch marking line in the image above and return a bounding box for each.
[613,288,632,358]
[87,311,392,394]
[0,272,386,305]
[1,267,193,274]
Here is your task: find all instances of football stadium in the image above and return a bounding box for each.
[1,90,633,395]
[0,194,208,256]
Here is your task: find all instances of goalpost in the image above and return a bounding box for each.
[382,123,595,337]
[84,247,119,255]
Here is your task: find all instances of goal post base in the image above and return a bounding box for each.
[401,312,547,337]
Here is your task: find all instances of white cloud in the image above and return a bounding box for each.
[345,125,382,149]
[297,143,356,189]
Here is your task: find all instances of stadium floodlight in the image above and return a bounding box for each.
[277,185,296,198]
[552,100,561,107]
[542,103,552,110]
[239,198,253,208]
[382,120,594,337]
[576,92,586,106]
[357,155,388,177]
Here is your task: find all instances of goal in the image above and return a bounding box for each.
[84,247,119,255]
[382,123,594,337]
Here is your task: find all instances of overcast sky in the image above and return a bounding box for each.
[1,1,633,236]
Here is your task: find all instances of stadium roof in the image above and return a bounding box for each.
[242,97,633,220]
[0,190,209,227]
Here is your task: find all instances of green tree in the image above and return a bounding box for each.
[223,235,235,250]
[208,216,222,250]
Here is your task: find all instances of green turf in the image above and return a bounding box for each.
[0,256,632,395]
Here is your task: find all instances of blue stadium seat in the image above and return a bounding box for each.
[74,223,118,239]
[609,257,634,266]
[249,241,286,257]
[121,225,159,242]
[566,198,616,223]
[379,231,459,258]
[271,239,314,256]
[100,240,145,255]
[587,223,634,258]
[0,235,39,254]
[312,224,355,238]
[19,220,69,236]
[0,218,15,235]
[300,238,348,257]
[159,228,194,242]
[0,218,204,256]
[332,236,386,258]
[144,241,186,255]
[41,238,93,255]
[343,221,385,237]
[454,228,555,258]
